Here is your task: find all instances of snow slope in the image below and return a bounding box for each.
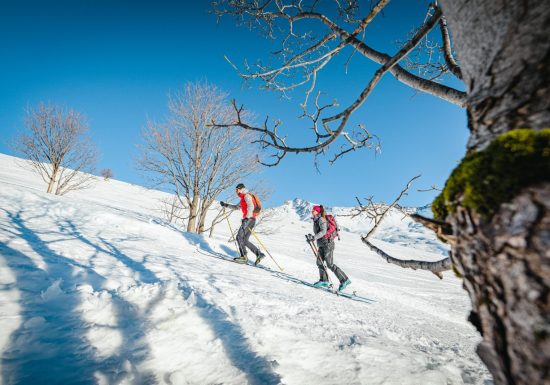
[0,154,491,385]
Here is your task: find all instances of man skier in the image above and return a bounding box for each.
[220,183,266,265]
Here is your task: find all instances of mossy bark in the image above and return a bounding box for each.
[450,185,550,385]
[439,1,550,384]
[433,129,550,220]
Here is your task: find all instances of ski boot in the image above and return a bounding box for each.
[338,279,351,292]
[233,255,248,264]
[313,281,330,288]
[254,252,266,266]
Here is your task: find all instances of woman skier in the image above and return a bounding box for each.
[307,205,351,291]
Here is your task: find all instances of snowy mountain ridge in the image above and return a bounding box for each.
[273,197,448,256]
[281,197,418,222]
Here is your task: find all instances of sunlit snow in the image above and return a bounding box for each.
[0,153,491,384]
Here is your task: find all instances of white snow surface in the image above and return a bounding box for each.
[0,153,492,385]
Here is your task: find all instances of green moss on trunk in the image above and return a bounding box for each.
[433,128,550,220]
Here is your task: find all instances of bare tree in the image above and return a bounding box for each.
[138,81,261,234]
[14,103,97,195]
[100,168,113,181]
[212,1,550,384]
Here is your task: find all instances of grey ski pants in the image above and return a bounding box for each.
[236,217,261,257]
[316,239,348,283]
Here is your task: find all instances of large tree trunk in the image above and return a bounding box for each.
[196,201,210,234]
[439,1,550,384]
[186,195,200,233]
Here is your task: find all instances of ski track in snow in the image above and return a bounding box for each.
[0,154,492,384]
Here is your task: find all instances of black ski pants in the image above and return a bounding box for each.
[236,217,261,257]
[316,238,348,284]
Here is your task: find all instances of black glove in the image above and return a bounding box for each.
[242,217,252,228]
[220,201,227,207]
[306,233,315,242]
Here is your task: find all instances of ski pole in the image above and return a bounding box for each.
[248,227,284,272]
[307,237,336,289]
[305,235,335,289]
[223,208,240,256]
[309,238,334,287]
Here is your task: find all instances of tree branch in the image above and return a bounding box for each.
[438,15,463,80]
[410,213,456,245]
[363,175,421,239]
[354,175,452,278]
[301,10,466,106]
[362,238,451,279]
[212,3,464,165]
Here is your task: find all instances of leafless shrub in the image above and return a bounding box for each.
[100,168,113,181]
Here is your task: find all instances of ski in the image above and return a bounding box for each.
[275,270,374,303]
[194,247,375,304]
[300,281,363,301]
[195,247,274,270]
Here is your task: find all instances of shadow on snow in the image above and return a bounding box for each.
[0,195,284,385]
[0,203,158,385]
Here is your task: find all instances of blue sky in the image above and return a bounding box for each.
[0,0,468,208]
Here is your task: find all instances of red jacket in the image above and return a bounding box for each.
[238,192,258,219]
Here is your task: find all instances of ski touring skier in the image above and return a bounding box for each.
[220,183,266,266]
[307,205,351,292]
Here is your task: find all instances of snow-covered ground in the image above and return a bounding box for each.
[0,153,492,385]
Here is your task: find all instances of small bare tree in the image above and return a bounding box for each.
[100,168,113,181]
[14,103,97,195]
[158,195,189,224]
[139,81,261,234]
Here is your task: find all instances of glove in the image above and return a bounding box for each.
[242,218,252,228]
[306,234,315,242]
[220,201,227,207]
